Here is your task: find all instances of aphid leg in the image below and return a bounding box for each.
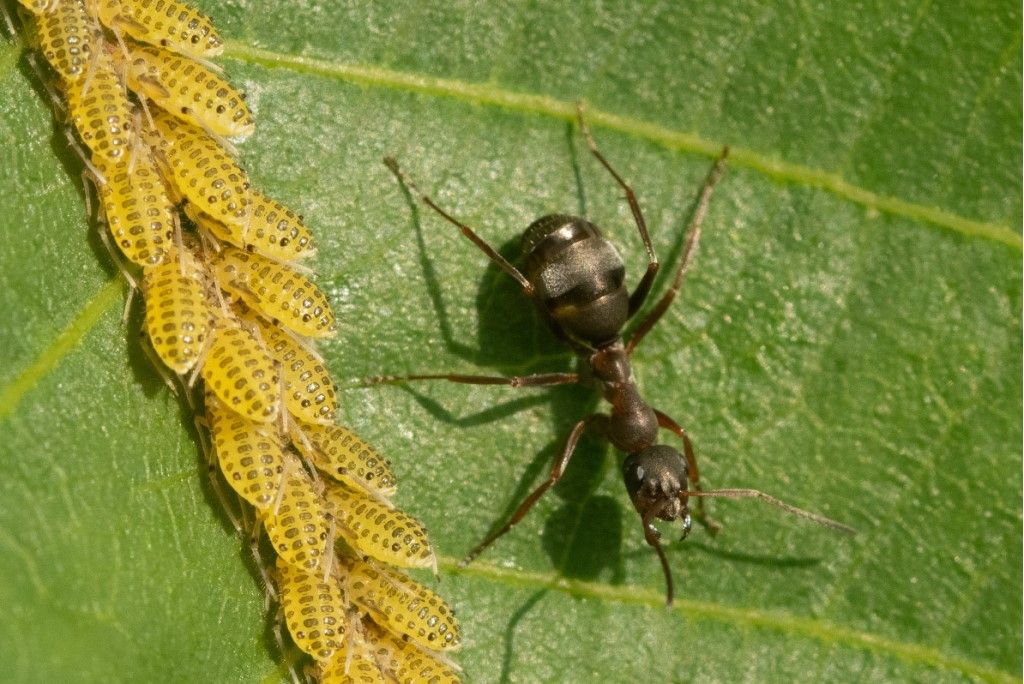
[462,415,596,565]
[79,41,102,101]
[193,414,244,534]
[322,517,336,582]
[626,147,728,354]
[270,456,295,518]
[96,220,140,290]
[186,333,215,390]
[654,409,721,534]
[0,1,17,38]
[640,500,676,606]
[64,127,107,183]
[366,371,579,389]
[384,156,535,296]
[139,331,180,394]
[682,489,857,536]
[25,51,66,111]
[576,102,659,317]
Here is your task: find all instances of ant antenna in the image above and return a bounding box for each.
[682,489,856,536]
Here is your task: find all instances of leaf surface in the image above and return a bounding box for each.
[0,2,1020,682]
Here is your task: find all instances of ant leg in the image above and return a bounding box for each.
[576,103,658,317]
[383,157,535,296]
[461,414,597,565]
[654,409,722,534]
[625,148,728,355]
[366,371,578,389]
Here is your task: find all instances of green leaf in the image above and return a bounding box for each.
[0,2,1019,682]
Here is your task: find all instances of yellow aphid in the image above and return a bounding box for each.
[91,0,223,57]
[210,247,336,338]
[291,422,396,497]
[118,43,254,138]
[16,0,55,16]
[246,189,316,261]
[243,311,337,425]
[325,482,434,569]
[149,109,250,230]
[276,556,347,662]
[187,189,316,262]
[34,0,96,81]
[344,559,460,651]
[318,632,386,684]
[66,51,132,163]
[206,393,286,510]
[142,254,216,374]
[94,150,176,266]
[263,457,329,573]
[200,318,279,422]
[364,621,461,684]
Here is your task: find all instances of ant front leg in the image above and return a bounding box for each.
[626,147,729,354]
[654,409,722,535]
[461,414,600,565]
[576,103,659,317]
[384,156,535,297]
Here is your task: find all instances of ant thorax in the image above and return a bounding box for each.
[521,214,629,346]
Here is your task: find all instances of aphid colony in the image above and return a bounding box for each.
[12,0,461,681]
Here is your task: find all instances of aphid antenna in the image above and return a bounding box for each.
[279,258,316,277]
[137,94,157,136]
[283,326,326,366]
[681,489,857,536]
[189,51,224,75]
[372,560,421,601]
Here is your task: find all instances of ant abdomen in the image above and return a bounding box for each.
[521,214,629,346]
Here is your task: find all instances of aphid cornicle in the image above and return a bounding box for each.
[147,108,251,230]
[290,422,397,498]
[210,246,336,339]
[32,0,96,81]
[90,0,224,58]
[94,150,176,267]
[324,481,435,570]
[142,251,216,374]
[116,43,255,138]
[342,557,460,651]
[380,109,856,606]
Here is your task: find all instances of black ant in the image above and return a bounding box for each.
[378,107,855,606]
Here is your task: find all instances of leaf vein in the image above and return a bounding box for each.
[222,41,1020,250]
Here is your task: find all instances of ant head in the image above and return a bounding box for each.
[521,214,629,347]
[622,445,691,533]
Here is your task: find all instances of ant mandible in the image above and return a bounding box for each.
[380,106,855,606]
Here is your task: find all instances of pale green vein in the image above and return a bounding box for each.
[223,42,1021,251]
[0,278,123,420]
[441,556,1019,684]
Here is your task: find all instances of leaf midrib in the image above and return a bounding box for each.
[221,41,1021,250]
[442,557,1020,684]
